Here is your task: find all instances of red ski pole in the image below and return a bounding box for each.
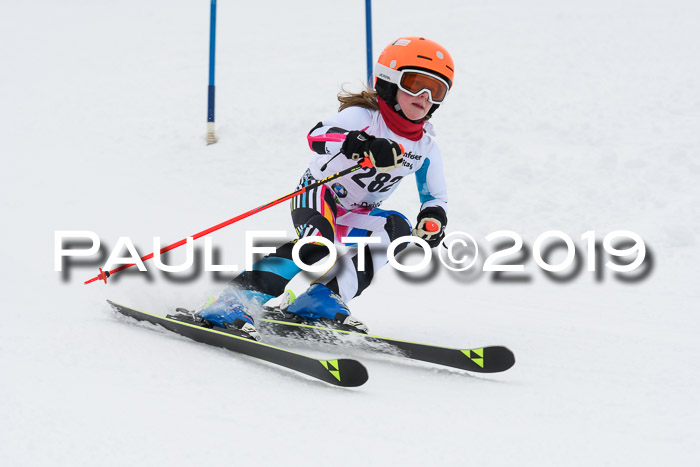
[85,158,374,285]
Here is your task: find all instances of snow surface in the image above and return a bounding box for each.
[2,0,699,465]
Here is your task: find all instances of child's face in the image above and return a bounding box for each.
[396,89,432,121]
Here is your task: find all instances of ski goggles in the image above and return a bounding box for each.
[374,63,451,104]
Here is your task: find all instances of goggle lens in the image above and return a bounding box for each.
[399,71,449,103]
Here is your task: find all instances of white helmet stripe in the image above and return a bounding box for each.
[374,63,401,84]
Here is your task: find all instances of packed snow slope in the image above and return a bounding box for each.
[2,0,699,466]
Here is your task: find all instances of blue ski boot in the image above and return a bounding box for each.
[285,283,368,333]
[198,288,272,341]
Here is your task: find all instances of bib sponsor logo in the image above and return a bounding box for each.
[332,183,348,198]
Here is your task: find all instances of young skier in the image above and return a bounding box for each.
[197,36,454,340]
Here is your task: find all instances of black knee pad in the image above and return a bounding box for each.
[384,213,412,254]
[292,209,335,241]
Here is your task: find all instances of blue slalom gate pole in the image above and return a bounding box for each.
[365,0,373,86]
[206,0,218,144]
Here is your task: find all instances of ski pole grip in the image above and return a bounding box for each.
[425,220,440,233]
[358,157,374,169]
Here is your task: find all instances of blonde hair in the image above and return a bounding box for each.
[337,85,379,112]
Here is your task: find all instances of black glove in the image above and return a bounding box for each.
[413,206,447,248]
[341,130,404,173]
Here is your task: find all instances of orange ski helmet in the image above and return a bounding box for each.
[374,36,454,119]
[376,36,454,88]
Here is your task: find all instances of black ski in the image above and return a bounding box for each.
[258,314,515,374]
[107,301,368,387]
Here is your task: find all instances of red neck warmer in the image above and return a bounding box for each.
[378,98,425,141]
